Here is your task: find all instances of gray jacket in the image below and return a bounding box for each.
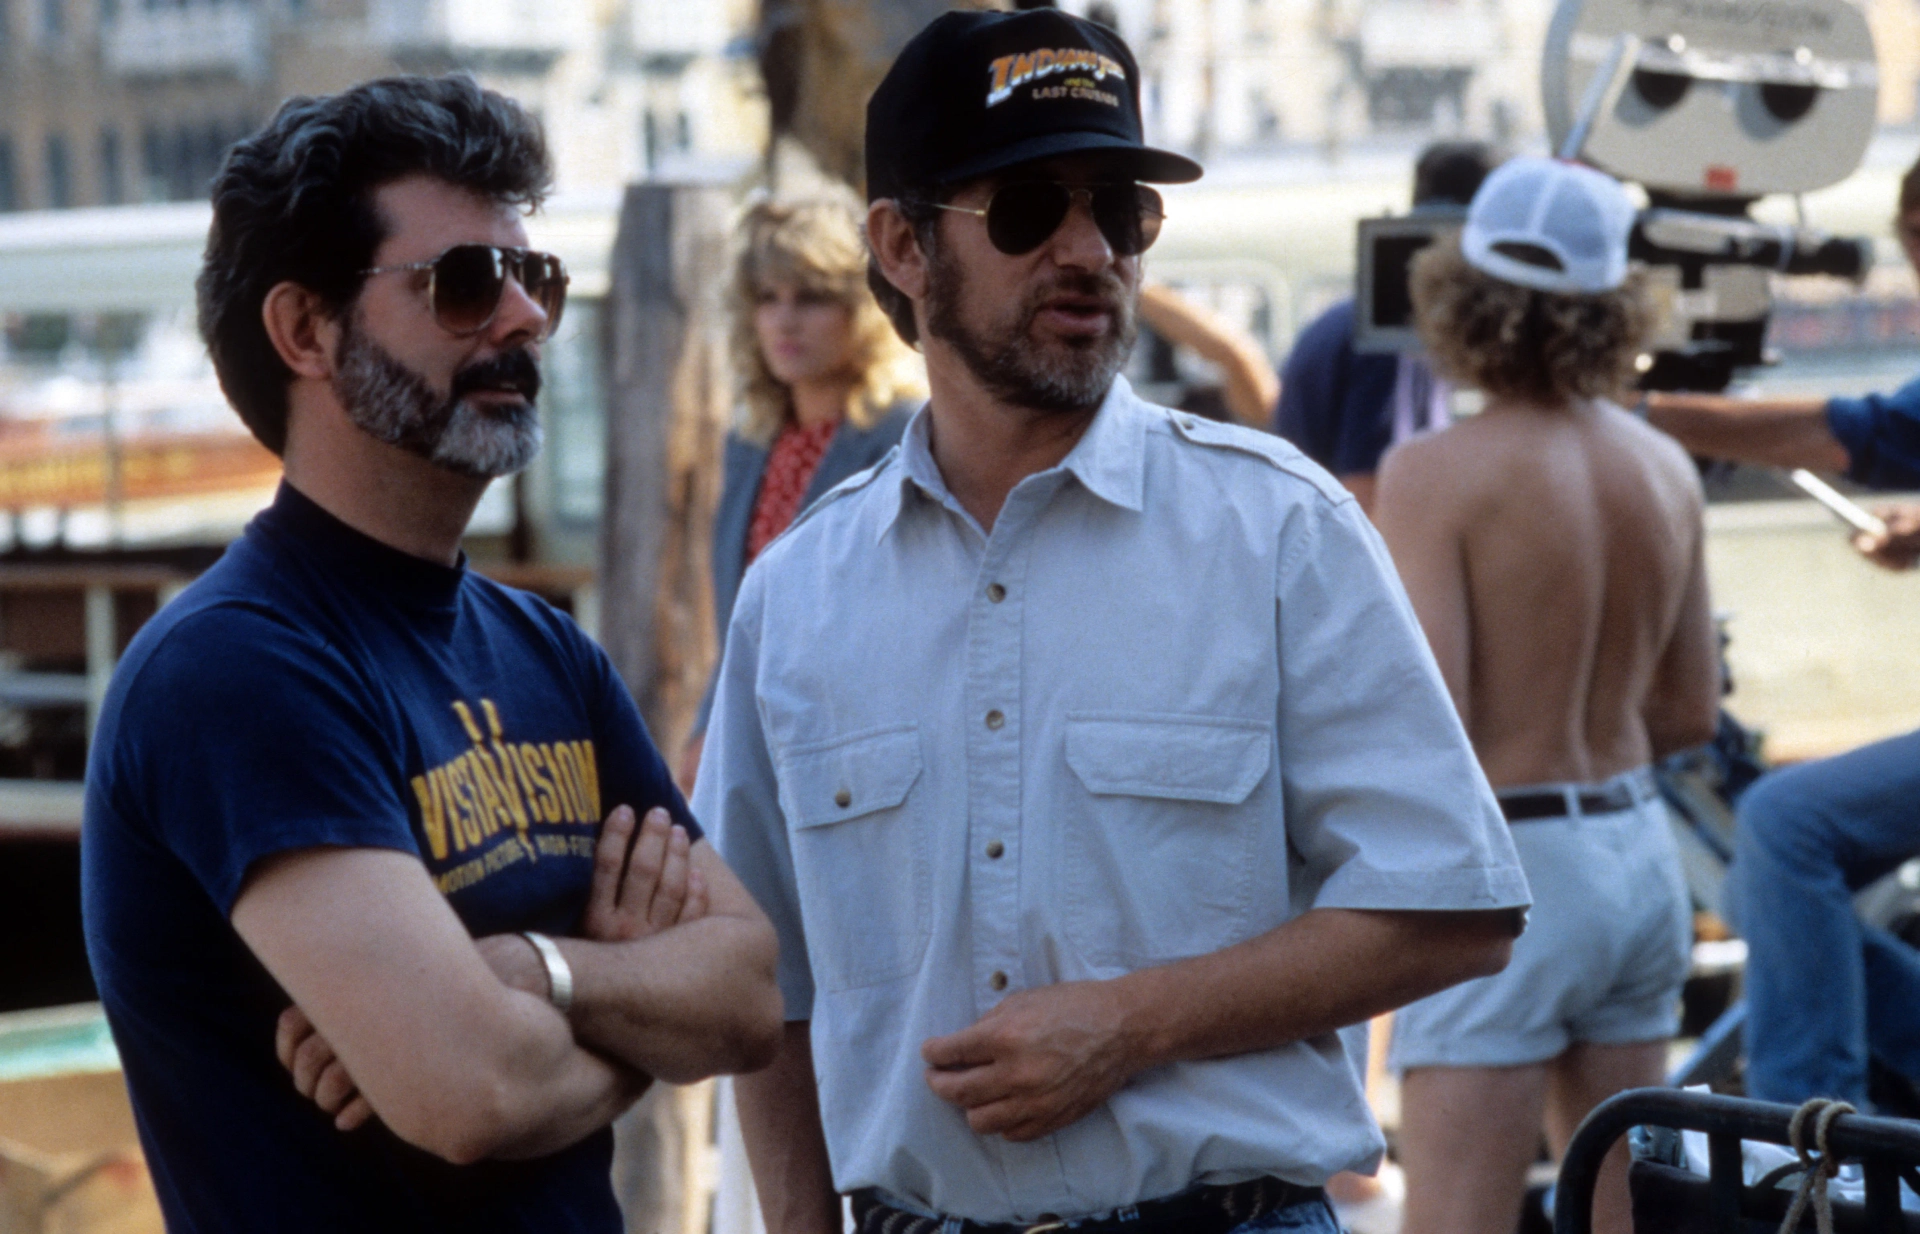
[694,402,915,735]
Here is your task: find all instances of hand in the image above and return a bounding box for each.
[276,1005,374,1132]
[920,980,1143,1142]
[1852,504,1920,571]
[582,805,709,943]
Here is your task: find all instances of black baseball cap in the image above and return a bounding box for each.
[864,9,1202,203]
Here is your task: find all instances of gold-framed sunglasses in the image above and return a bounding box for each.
[359,244,569,338]
[934,182,1165,257]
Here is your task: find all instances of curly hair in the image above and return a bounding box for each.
[732,196,926,445]
[1411,238,1649,407]
[196,75,552,455]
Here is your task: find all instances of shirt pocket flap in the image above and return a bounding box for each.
[1065,713,1273,804]
[781,726,924,830]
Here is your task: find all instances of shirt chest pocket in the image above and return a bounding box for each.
[1059,712,1275,970]
[777,724,932,992]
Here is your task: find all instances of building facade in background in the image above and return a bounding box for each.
[1076,0,1920,161]
[0,0,764,212]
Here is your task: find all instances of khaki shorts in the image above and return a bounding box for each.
[1389,777,1692,1070]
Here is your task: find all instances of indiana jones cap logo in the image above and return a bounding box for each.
[986,48,1128,108]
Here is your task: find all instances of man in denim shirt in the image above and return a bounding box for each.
[696,11,1530,1234]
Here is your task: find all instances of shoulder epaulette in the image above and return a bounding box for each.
[1160,410,1351,503]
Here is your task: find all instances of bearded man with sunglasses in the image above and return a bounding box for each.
[698,12,1530,1234]
[81,75,781,1233]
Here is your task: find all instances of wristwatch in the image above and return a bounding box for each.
[518,931,574,1013]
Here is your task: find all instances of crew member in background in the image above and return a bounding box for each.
[1274,141,1501,513]
[1642,153,1920,1113]
[1377,158,1719,1234]
[82,76,780,1233]
[1136,281,1280,426]
[679,194,925,787]
[700,10,1528,1234]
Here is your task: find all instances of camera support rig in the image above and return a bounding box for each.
[1543,0,1881,392]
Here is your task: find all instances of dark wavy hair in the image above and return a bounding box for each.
[196,75,552,454]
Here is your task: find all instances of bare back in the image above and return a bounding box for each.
[1376,401,1718,788]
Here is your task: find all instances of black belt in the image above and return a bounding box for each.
[1498,778,1648,823]
[850,1177,1327,1234]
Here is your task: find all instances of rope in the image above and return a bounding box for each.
[1775,1097,1856,1234]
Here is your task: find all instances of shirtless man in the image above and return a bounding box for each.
[1374,158,1720,1234]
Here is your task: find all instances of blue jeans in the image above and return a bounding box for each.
[1230,1195,1342,1233]
[1730,727,1920,1107]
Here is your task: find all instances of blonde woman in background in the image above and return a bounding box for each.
[680,196,927,785]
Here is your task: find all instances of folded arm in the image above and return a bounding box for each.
[233,847,644,1164]
[528,824,783,1083]
[923,905,1513,1141]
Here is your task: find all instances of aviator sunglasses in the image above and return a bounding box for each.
[935,181,1166,258]
[359,244,570,338]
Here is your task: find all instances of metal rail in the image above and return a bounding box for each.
[1555,1087,1920,1234]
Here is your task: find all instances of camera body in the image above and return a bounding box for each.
[1353,207,1465,355]
[1355,0,1879,389]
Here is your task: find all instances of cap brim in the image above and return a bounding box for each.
[932,131,1203,188]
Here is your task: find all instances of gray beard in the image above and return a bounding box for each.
[924,240,1136,416]
[331,317,542,480]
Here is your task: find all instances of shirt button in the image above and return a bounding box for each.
[985,840,1004,859]
[989,970,1008,991]
[986,583,1006,603]
[833,788,851,808]
[985,709,1005,730]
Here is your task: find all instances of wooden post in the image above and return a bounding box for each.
[600,179,733,751]
[599,180,735,1234]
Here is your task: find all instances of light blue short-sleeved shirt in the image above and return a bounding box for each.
[695,377,1529,1223]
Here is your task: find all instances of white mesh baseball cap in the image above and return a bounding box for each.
[1461,157,1636,295]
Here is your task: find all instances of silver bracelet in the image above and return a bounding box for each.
[519,931,574,1013]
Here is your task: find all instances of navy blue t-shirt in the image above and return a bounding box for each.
[1828,378,1920,489]
[81,482,696,1234]
[1273,298,1400,476]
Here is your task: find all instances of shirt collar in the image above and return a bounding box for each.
[880,376,1148,540]
[255,480,467,612]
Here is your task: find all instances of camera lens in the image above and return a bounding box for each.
[1632,69,1691,109]
[1760,82,1819,121]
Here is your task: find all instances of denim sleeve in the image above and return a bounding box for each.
[1827,376,1920,490]
[694,571,815,1019]
[1273,495,1531,914]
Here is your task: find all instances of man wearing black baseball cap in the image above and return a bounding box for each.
[703,10,1528,1234]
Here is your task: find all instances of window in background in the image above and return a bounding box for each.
[0,139,17,213]
[99,128,123,205]
[140,126,165,202]
[542,299,607,529]
[45,133,71,208]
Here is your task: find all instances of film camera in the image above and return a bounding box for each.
[1355,0,1880,392]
